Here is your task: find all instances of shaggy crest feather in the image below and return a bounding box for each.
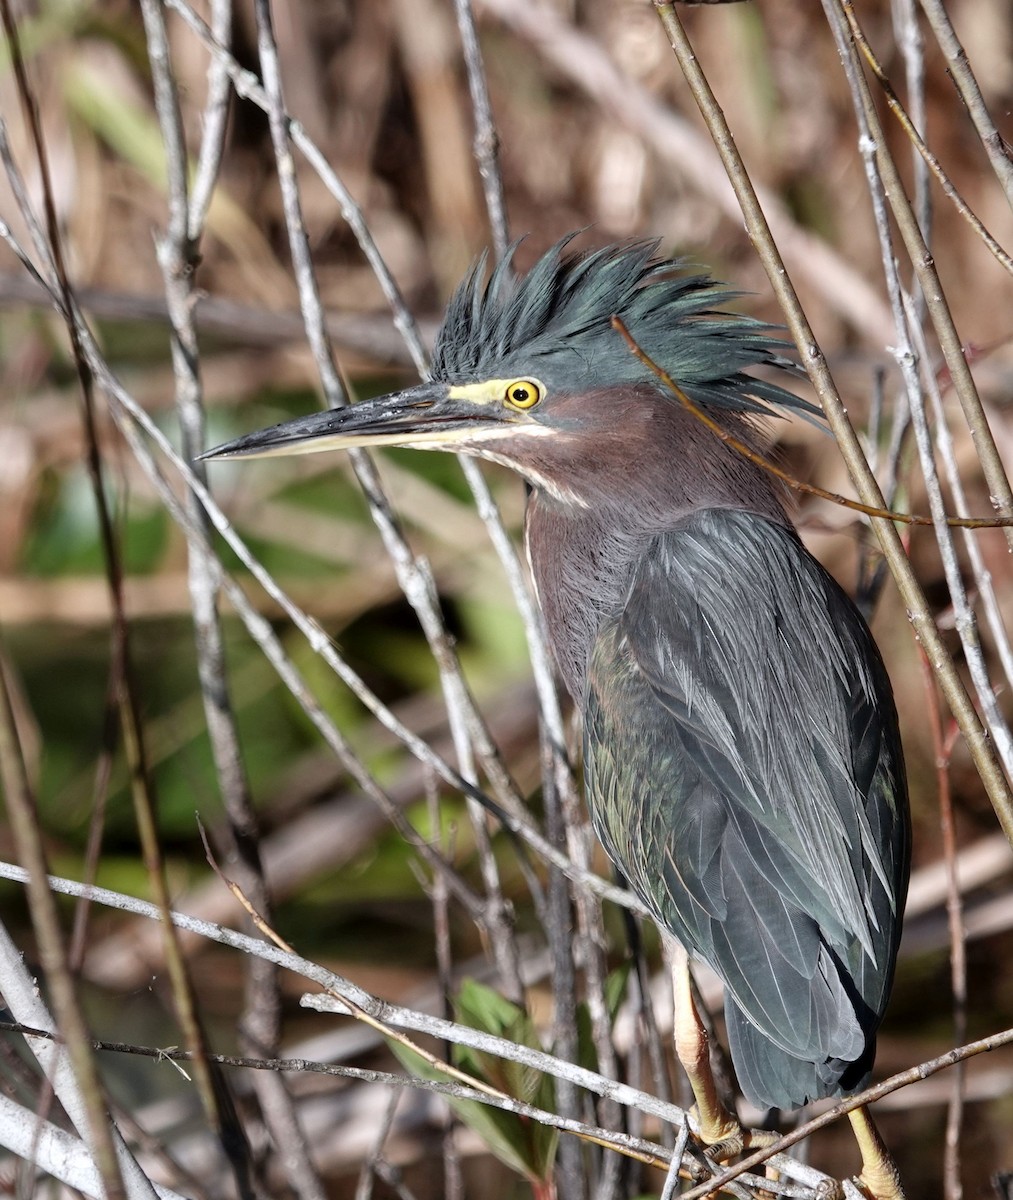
[431,236,819,418]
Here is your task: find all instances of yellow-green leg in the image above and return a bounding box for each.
[669,941,903,1198]
[670,942,776,1157]
[848,1106,905,1200]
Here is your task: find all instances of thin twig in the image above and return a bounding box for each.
[610,317,1013,530]
[253,0,523,997]
[823,0,1013,785]
[892,0,931,298]
[4,6,248,1183]
[0,863,858,1198]
[917,0,1013,210]
[3,1020,679,1180]
[426,771,465,1200]
[834,0,1013,554]
[452,0,509,260]
[162,0,585,1021]
[144,2,330,1190]
[186,0,232,237]
[847,3,1013,277]
[0,11,157,1196]
[0,666,136,1200]
[914,315,1013,698]
[917,652,965,1200]
[900,293,1013,775]
[354,1093,402,1200]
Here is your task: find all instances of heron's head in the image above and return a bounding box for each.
[203,236,814,505]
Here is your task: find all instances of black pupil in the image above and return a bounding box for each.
[513,386,530,403]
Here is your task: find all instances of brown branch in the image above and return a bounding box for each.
[610,317,1013,530]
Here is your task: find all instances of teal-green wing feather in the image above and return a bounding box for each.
[584,508,910,1108]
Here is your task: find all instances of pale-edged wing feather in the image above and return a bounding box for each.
[584,508,909,1108]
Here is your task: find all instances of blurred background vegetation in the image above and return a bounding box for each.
[2,0,1013,1197]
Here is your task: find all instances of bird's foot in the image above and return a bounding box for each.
[690,1105,778,1161]
[850,1162,905,1200]
[850,1169,905,1200]
[848,1107,906,1200]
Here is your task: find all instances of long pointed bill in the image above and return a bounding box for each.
[201,382,536,461]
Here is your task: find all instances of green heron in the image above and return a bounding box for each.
[205,237,910,1198]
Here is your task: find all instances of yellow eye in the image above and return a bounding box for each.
[504,379,543,410]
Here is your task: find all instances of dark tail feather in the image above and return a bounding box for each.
[724,996,874,1111]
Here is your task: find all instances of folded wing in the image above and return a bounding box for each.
[584,508,910,1108]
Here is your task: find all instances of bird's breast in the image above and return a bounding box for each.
[524,495,650,702]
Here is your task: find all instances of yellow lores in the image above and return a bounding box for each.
[448,378,545,411]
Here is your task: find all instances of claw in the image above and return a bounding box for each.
[702,1122,778,1162]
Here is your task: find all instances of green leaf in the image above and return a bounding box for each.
[388,980,558,1183]
[454,980,551,1103]
[389,1040,557,1184]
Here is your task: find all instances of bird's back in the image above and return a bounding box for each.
[582,507,910,1110]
